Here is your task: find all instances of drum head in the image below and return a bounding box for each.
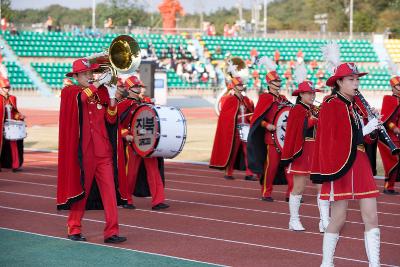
[273,106,291,152]
[131,105,160,157]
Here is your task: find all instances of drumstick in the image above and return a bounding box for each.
[238,113,254,118]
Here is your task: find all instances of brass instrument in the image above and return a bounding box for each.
[356,90,400,155]
[87,35,141,85]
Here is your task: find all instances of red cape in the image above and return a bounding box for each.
[209,94,253,169]
[381,95,400,123]
[281,103,309,165]
[311,95,358,183]
[57,85,125,210]
[0,95,24,168]
[57,85,83,209]
[378,95,400,180]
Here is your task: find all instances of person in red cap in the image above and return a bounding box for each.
[210,77,256,181]
[117,75,168,210]
[57,58,127,243]
[0,78,25,172]
[378,76,400,195]
[281,81,329,232]
[311,62,381,267]
[247,70,292,202]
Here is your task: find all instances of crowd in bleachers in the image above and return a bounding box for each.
[0,25,399,91]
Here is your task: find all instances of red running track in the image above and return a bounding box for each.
[0,151,399,266]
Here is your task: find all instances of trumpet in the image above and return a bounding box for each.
[87,35,141,85]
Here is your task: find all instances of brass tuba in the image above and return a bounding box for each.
[214,56,249,116]
[86,35,141,85]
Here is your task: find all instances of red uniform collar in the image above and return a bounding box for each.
[336,92,353,106]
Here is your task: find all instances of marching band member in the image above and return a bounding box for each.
[247,57,291,202]
[118,75,169,210]
[209,76,256,181]
[281,64,329,232]
[57,58,127,243]
[0,77,25,172]
[378,75,400,195]
[312,57,380,266]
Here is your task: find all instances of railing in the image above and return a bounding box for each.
[11,23,375,40]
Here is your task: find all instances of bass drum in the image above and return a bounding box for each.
[272,106,291,153]
[131,104,187,159]
[3,119,27,141]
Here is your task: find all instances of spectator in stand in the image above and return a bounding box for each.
[274,49,280,65]
[147,42,157,58]
[1,17,7,32]
[176,62,183,77]
[10,23,19,36]
[201,72,209,83]
[104,18,114,32]
[223,23,230,37]
[178,44,187,59]
[310,59,318,71]
[46,16,53,32]
[250,48,259,66]
[55,25,62,33]
[127,18,132,33]
[160,47,168,59]
[72,25,83,37]
[207,23,216,36]
[187,41,197,60]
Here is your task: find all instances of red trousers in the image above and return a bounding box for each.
[226,131,253,176]
[261,144,291,198]
[68,142,119,239]
[10,141,20,169]
[126,146,165,207]
[384,169,398,191]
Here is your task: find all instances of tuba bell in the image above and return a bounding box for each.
[86,35,141,85]
[214,56,249,116]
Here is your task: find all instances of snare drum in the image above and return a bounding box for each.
[3,119,27,140]
[237,123,250,142]
[131,105,187,159]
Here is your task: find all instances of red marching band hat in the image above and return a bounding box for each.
[390,76,400,87]
[292,81,321,96]
[265,70,281,84]
[326,62,368,87]
[124,75,144,92]
[66,58,100,77]
[0,77,10,88]
[227,77,243,90]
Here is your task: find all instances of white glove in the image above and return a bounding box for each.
[97,70,112,86]
[362,118,379,136]
[105,84,117,99]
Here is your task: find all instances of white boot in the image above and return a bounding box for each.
[317,194,330,233]
[288,194,305,231]
[364,228,380,267]
[320,232,339,267]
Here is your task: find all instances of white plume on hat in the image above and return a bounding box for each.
[294,63,308,84]
[387,60,399,76]
[321,41,341,74]
[257,56,277,71]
